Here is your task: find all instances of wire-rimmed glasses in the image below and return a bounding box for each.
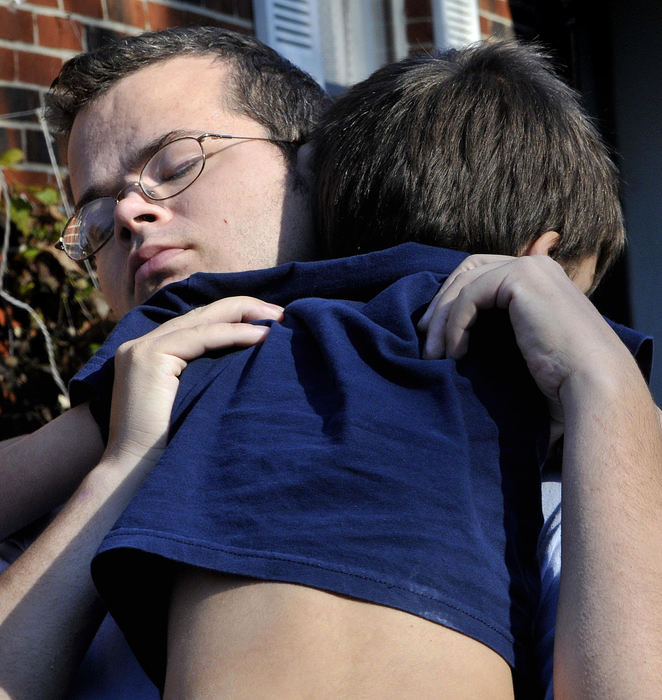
[55,132,291,261]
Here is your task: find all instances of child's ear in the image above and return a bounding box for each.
[522,230,560,256]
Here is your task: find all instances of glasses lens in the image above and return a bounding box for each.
[141,138,205,200]
[62,197,116,260]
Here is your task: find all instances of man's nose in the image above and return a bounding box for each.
[113,185,173,246]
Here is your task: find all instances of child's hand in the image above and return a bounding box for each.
[106,296,283,461]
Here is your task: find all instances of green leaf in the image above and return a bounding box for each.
[18,280,35,296]
[0,149,24,167]
[12,208,33,236]
[9,194,31,213]
[8,196,35,236]
[21,247,41,263]
[34,187,59,206]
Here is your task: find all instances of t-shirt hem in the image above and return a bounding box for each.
[95,527,517,668]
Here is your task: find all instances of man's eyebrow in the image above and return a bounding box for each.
[74,129,198,209]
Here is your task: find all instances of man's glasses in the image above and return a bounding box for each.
[56,133,291,261]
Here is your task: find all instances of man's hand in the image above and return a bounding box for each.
[418,254,633,428]
[106,296,283,462]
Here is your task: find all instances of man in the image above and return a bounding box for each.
[312,47,621,281]
[0,26,328,697]
[57,41,662,696]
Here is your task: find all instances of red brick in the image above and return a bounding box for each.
[0,7,33,43]
[16,51,64,87]
[0,128,23,155]
[63,0,104,19]
[408,43,434,56]
[29,0,59,8]
[479,0,512,20]
[147,2,187,30]
[405,0,432,18]
[480,15,491,36]
[495,0,512,20]
[0,48,16,81]
[107,0,147,28]
[2,168,54,188]
[147,2,245,31]
[406,19,434,44]
[37,15,83,51]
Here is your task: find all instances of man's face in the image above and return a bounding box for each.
[67,55,314,318]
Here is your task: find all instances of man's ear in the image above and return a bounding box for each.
[522,230,560,256]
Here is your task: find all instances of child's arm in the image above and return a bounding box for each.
[420,254,662,698]
[0,296,282,698]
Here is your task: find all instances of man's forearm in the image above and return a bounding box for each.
[419,253,662,694]
[555,364,662,699]
[0,404,104,540]
[0,296,278,698]
[0,447,161,698]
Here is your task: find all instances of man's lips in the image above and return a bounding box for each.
[131,246,187,289]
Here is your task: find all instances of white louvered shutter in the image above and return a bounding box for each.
[432,0,480,49]
[317,0,396,91]
[253,0,325,85]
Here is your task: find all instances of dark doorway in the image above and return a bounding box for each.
[509,0,630,325]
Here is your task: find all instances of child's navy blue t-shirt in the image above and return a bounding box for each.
[72,243,555,688]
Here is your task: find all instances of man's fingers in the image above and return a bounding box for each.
[418,254,514,330]
[441,254,513,295]
[115,296,281,397]
[420,258,514,358]
[442,265,527,358]
[213,296,284,323]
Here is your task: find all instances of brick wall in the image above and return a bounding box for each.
[1,0,515,187]
[478,0,513,40]
[405,0,436,54]
[404,0,513,55]
[0,0,254,187]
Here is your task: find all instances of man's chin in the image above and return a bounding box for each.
[135,271,192,307]
[104,275,188,320]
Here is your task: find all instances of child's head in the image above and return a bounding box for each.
[312,41,624,288]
